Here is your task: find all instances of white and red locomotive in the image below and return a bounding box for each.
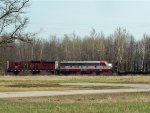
[60,61,112,74]
[7,60,113,75]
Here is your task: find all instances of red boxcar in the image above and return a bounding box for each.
[7,61,58,74]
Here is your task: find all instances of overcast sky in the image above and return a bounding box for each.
[26,0,150,40]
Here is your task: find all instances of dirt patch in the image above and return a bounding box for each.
[6,83,127,90]
[7,84,61,88]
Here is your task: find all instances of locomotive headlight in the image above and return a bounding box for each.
[108,63,112,67]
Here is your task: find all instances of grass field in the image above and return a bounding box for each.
[0,75,150,113]
[1,92,150,113]
[0,75,150,91]
[1,75,150,83]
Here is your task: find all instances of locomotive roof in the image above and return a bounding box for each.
[60,61,108,64]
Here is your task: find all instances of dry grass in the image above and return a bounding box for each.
[0,75,150,83]
[0,83,127,92]
[0,75,150,92]
[4,92,150,103]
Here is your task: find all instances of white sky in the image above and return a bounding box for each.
[26,0,150,39]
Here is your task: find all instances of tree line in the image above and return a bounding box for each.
[0,28,150,73]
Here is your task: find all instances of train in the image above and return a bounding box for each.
[6,60,113,75]
[6,60,150,75]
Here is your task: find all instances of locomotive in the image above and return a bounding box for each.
[7,60,113,75]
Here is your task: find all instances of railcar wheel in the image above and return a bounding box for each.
[96,72,100,75]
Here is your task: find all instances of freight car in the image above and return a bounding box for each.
[7,61,58,74]
[6,60,113,75]
[114,60,150,75]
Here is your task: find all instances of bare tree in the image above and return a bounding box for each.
[0,0,32,74]
[0,0,30,45]
[113,28,127,63]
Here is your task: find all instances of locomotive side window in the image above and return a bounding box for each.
[100,63,106,66]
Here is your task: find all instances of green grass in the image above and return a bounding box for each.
[1,101,150,113]
[1,92,150,113]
